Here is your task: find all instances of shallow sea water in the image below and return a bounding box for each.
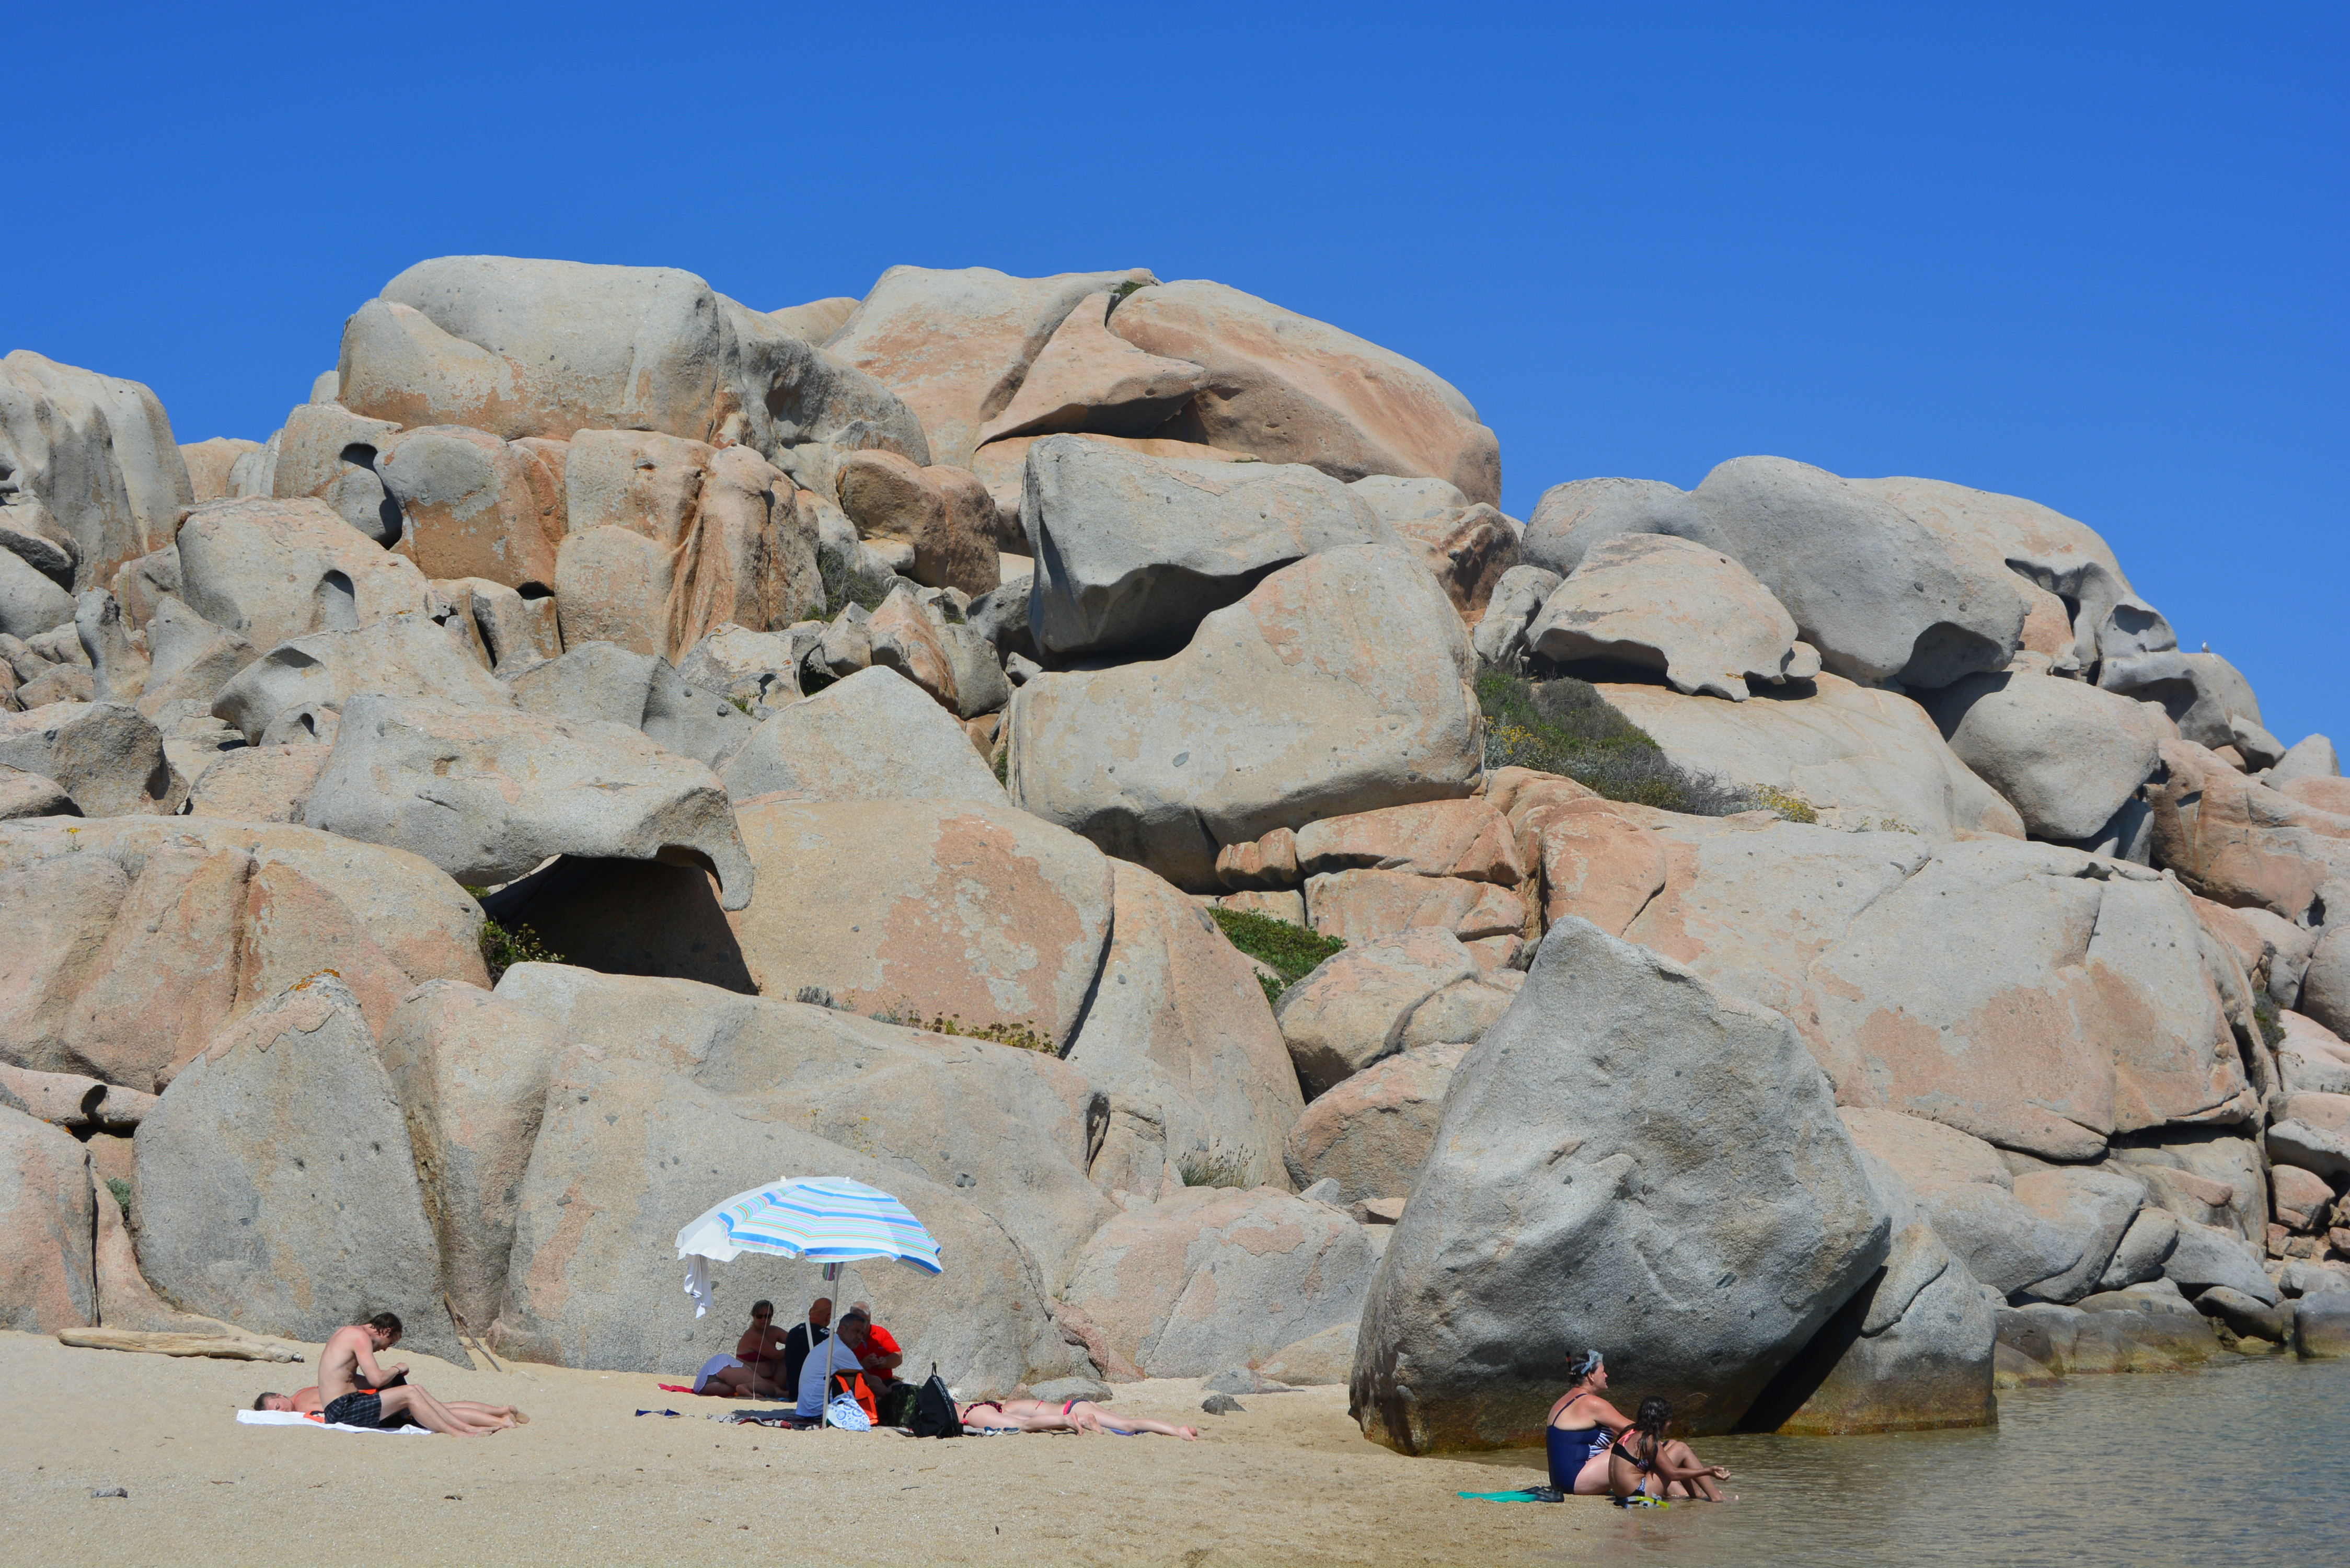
[1472,1354,2349,1567]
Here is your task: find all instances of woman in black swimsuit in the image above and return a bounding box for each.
[1609,1396,1732,1502]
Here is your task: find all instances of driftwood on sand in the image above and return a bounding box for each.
[58,1329,304,1364]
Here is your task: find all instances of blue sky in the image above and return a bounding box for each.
[9,5,2342,742]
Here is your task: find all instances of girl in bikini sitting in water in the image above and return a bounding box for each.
[1609,1396,1731,1502]
[958,1396,1199,1439]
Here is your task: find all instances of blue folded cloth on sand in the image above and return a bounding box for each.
[636,1410,682,1417]
[1458,1488,1564,1502]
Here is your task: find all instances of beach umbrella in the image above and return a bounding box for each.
[674,1175,942,1421]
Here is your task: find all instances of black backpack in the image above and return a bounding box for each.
[907,1365,963,1438]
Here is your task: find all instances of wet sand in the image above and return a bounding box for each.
[0,1330,1605,1567]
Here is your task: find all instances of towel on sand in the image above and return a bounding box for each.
[236,1409,435,1436]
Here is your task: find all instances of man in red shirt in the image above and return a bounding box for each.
[847,1300,910,1424]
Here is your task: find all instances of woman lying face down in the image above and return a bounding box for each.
[957,1397,1198,1440]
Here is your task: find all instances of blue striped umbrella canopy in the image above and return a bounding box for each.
[675,1175,943,1275]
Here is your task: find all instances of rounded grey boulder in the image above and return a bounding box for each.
[1353,918,1890,1450]
[1921,670,2170,841]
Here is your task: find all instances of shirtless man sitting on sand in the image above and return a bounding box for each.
[252,1386,527,1429]
[313,1312,518,1436]
[958,1396,1198,1440]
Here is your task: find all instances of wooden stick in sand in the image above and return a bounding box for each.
[59,1328,303,1363]
[444,1293,526,1379]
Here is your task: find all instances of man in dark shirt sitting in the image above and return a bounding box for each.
[780,1296,833,1393]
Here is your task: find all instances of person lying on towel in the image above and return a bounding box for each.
[312,1312,518,1435]
[957,1396,1198,1439]
[252,1383,527,1429]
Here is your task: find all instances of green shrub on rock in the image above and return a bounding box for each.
[1177,1150,1254,1189]
[464,888,565,984]
[1211,907,1345,1007]
[1477,670,1755,816]
[818,543,894,622]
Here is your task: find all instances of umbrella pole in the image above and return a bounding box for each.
[820,1260,841,1425]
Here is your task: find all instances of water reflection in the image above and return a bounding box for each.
[1473,1355,2348,1567]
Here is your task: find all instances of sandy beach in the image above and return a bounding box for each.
[0,1330,1608,1567]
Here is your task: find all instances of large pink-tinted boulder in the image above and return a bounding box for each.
[1059,1184,1378,1377]
[1527,798,1669,936]
[1274,927,1481,1099]
[835,449,1000,598]
[1293,799,1522,885]
[724,797,1113,1051]
[1618,809,1930,1024]
[826,264,1157,467]
[1065,860,1303,1194]
[376,425,567,591]
[0,815,488,1091]
[0,1103,95,1332]
[1109,281,1501,505]
[974,290,1205,445]
[1282,1040,1470,1205]
[2147,738,2350,923]
[555,433,821,663]
[1615,816,2260,1160]
[1802,840,2257,1159]
[1304,868,1524,945]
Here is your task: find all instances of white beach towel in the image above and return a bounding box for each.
[236,1409,435,1435]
